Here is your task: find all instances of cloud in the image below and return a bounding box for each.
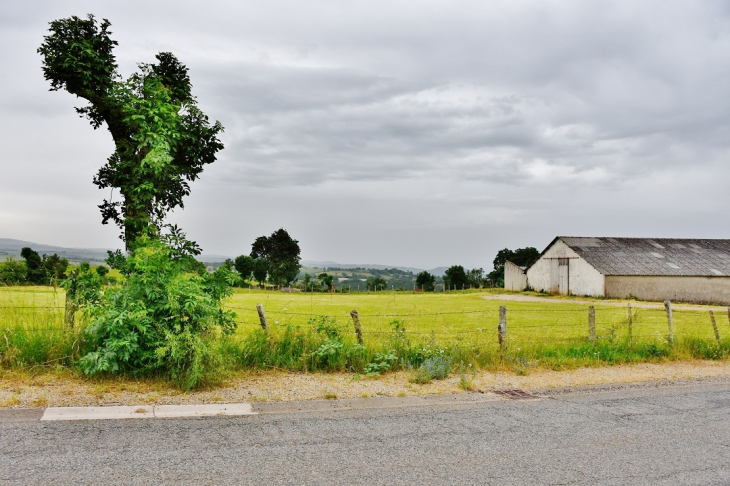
[2,0,730,267]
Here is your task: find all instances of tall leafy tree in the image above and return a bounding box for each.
[252,258,268,287]
[233,255,255,284]
[444,265,468,290]
[38,15,224,248]
[250,229,301,286]
[318,273,334,291]
[415,271,436,291]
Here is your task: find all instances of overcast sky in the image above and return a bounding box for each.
[2,1,729,269]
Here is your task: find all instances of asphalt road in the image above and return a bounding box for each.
[2,380,730,485]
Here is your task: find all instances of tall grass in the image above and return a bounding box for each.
[2,287,730,381]
[0,286,86,368]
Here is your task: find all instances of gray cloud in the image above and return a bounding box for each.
[1,1,729,268]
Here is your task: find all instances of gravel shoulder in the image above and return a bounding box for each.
[1,359,729,408]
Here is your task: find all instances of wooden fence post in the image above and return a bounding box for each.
[350,309,363,345]
[498,305,507,348]
[64,295,76,330]
[664,300,674,344]
[588,306,596,344]
[710,310,721,344]
[627,303,633,347]
[256,303,268,332]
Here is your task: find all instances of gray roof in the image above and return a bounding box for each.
[556,237,730,277]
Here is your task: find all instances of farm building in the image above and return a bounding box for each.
[504,237,730,304]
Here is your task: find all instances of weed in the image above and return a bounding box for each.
[506,355,537,375]
[457,361,476,390]
[410,355,453,384]
[364,352,398,376]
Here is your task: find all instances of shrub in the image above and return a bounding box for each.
[79,233,238,390]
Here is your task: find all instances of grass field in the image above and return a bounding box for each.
[226,288,727,345]
[1,286,729,375]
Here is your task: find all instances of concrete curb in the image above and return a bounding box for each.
[40,403,256,421]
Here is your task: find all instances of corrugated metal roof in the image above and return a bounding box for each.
[557,237,730,277]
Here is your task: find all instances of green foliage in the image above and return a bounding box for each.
[490,247,540,286]
[457,361,476,390]
[62,262,105,320]
[415,271,436,291]
[251,229,301,286]
[234,255,255,283]
[364,352,398,376]
[366,276,387,291]
[444,265,467,290]
[19,247,68,285]
[78,233,237,390]
[39,15,224,247]
[0,257,27,285]
[252,258,268,287]
[410,355,453,384]
[318,273,334,290]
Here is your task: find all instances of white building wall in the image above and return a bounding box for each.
[605,276,730,304]
[504,260,527,291]
[526,239,605,296]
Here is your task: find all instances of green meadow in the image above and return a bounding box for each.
[1,286,728,375]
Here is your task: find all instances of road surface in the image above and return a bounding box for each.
[2,379,729,485]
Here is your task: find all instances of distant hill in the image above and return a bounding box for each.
[427,266,448,277]
[0,238,446,272]
[0,238,112,264]
[301,260,425,274]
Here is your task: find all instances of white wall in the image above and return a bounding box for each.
[504,260,527,291]
[606,276,730,304]
[526,239,605,296]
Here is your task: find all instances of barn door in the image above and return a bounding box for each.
[558,258,569,294]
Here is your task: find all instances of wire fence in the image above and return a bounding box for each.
[2,297,730,347]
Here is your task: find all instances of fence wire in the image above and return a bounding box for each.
[2,299,729,347]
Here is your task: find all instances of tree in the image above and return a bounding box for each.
[415,271,436,291]
[38,15,224,249]
[20,247,46,284]
[233,255,255,284]
[20,247,68,285]
[0,257,27,285]
[490,247,540,286]
[366,277,387,291]
[250,229,301,286]
[252,258,268,287]
[444,265,468,290]
[467,268,485,288]
[318,273,334,291]
[301,273,313,291]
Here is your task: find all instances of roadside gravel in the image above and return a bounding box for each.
[1,359,729,408]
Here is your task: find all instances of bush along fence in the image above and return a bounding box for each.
[2,298,730,385]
